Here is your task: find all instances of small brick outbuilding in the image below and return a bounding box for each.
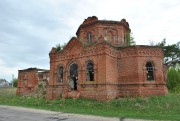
[46,16,168,101]
[16,68,49,95]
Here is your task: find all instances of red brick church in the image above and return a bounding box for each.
[46,16,168,101]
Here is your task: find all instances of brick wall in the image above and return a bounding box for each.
[76,16,130,46]
[17,69,38,95]
[46,17,168,101]
[17,68,49,96]
[117,46,168,97]
[47,38,168,101]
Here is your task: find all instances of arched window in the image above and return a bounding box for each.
[87,32,92,43]
[107,31,113,41]
[146,62,154,81]
[57,66,63,82]
[86,61,94,81]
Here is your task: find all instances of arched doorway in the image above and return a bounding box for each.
[69,63,78,90]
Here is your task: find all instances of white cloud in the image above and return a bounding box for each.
[0,62,18,82]
[0,0,180,81]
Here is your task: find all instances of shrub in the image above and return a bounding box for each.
[167,67,180,92]
[13,79,18,87]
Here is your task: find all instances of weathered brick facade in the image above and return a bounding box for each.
[46,16,168,101]
[16,68,49,95]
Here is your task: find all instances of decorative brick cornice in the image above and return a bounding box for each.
[117,46,163,58]
[76,16,130,36]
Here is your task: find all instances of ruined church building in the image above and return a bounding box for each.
[17,16,168,101]
[46,16,168,101]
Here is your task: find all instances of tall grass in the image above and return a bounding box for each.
[0,87,16,97]
[0,90,180,120]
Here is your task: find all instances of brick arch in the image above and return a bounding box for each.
[85,59,94,64]
[66,60,82,91]
[66,59,82,74]
[85,59,97,69]
[143,60,156,81]
[56,64,64,70]
[143,60,155,69]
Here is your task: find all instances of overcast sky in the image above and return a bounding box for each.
[0,0,180,82]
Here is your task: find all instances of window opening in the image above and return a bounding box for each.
[58,66,63,82]
[69,63,78,90]
[146,62,154,81]
[87,32,92,43]
[86,61,94,81]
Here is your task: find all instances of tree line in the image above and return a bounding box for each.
[156,39,180,92]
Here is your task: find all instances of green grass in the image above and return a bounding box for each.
[0,88,180,120]
[0,87,16,97]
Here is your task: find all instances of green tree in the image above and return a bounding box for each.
[13,78,18,87]
[55,43,67,52]
[55,43,61,51]
[126,32,136,46]
[167,67,180,92]
[157,39,180,68]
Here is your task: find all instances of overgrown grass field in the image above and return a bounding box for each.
[0,88,180,120]
[0,87,16,97]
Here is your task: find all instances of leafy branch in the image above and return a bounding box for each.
[55,43,67,52]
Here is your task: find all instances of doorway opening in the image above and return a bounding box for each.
[69,63,78,90]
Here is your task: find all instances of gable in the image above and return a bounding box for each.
[63,37,83,56]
